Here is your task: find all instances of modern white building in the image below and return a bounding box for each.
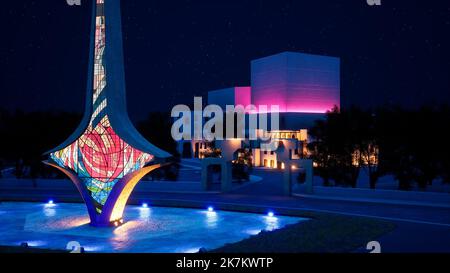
[177,51,340,169]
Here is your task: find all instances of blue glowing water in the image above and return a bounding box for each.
[0,202,306,253]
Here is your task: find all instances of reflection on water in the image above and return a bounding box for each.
[138,207,151,220]
[263,215,279,231]
[83,245,105,252]
[44,207,56,217]
[0,202,306,253]
[111,220,141,250]
[204,211,218,228]
[243,229,262,236]
[15,240,47,247]
[179,247,203,253]
[50,216,91,230]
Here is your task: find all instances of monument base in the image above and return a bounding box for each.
[90,218,124,228]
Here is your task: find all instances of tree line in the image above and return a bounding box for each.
[1,106,449,190]
[308,105,450,190]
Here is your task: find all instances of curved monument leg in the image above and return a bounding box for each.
[43,161,98,224]
[96,164,163,227]
[44,161,163,227]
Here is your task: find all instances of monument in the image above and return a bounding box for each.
[45,0,171,227]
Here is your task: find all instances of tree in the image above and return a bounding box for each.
[308,107,358,187]
[138,112,179,157]
[347,107,380,189]
[375,106,443,190]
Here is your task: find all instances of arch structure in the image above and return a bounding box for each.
[44,0,171,227]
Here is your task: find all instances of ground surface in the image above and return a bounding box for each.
[1,168,450,252]
[212,214,395,253]
[0,212,394,253]
[0,246,67,253]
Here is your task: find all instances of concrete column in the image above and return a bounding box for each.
[202,158,233,192]
[301,159,314,194]
[221,161,232,193]
[283,162,292,196]
[201,161,209,191]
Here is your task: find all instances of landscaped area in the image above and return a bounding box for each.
[213,213,395,253]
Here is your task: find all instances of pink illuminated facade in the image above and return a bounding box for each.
[206,52,340,114]
[251,52,340,113]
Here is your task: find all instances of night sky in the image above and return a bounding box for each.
[1,0,449,122]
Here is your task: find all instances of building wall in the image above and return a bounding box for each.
[179,51,341,163]
[208,88,236,109]
[178,140,210,158]
[234,87,252,107]
[208,87,251,109]
[252,148,261,167]
[260,150,278,168]
[251,52,340,113]
[216,139,242,161]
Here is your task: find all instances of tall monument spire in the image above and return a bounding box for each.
[45,0,171,227]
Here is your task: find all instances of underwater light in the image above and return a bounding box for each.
[48,200,54,205]
[142,203,149,208]
[208,206,214,212]
[267,211,275,217]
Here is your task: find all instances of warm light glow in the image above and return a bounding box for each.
[352,145,379,167]
[112,220,141,244]
[109,164,162,222]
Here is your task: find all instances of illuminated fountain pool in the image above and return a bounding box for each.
[0,202,306,253]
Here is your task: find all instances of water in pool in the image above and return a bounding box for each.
[0,202,306,253]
